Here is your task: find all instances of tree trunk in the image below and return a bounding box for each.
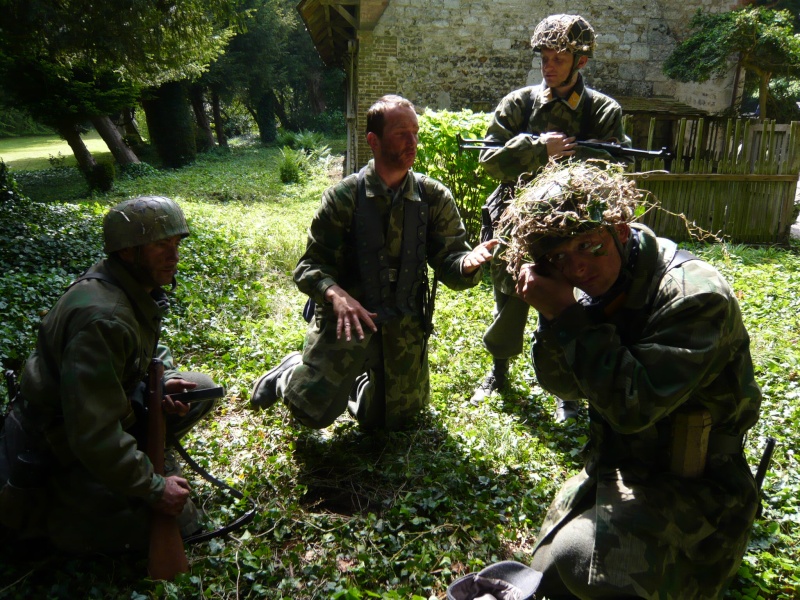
[142,81,197,168]
[759,72,771,121]
[211,90,228,148]
[120,107,145,145]
[255,92,277,144]
[189,83,215,153]
[56,121,97,174]
[91,115,140,167]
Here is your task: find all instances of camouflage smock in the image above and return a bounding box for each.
[531,225,761,598]
[292,160,480,427]
[480,74,630,295]
[7,257,175,551]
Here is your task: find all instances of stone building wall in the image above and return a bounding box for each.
[353,0,744,168]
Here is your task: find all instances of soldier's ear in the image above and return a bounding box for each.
[615,223,631,245]
[577,55,589,69]
[366,131,380,154]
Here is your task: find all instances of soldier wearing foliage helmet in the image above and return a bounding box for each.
[504,162,761,599]
[471,14,632,421]
[0,196,218,553]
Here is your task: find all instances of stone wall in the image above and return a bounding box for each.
[364,0,742,108]
[353,0,745,168]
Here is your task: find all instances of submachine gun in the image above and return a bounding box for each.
[456,133,673,167]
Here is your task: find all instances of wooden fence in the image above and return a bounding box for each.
[623,117,800,244]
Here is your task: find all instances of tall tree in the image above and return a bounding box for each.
[0,0,244,168]
[204,0,343,143]
[663,6,800,120]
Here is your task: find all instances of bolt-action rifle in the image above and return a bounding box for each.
[456,133,673,165]
[146,358,190,580]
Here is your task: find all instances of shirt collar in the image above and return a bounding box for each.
[538,73,586,111]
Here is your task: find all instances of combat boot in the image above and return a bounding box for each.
[251,351,302,409]
[470,359,509,404]
[554,397,579,423]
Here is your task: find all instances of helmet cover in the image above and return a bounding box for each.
[498,161,646,272]
[531,14,596,57]
[103,196,189,253]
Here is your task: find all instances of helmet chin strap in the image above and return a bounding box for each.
[555,53,581,90]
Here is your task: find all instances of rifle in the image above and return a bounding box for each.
[456,133,673,164]
[755,436,777,518]
[146,358,190,580]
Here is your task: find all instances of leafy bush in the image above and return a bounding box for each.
[416,109,495,244]
[85,160,115,192]
[13,166,89,202]
[278,146,309,183]
[119,161,159,180]
[0,159,22,204]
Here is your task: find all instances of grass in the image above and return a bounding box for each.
[0,129,111,170]
[0,135,799,599]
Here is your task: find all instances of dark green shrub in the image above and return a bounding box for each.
[85,161,115,192]
[416,109,494,244]
[0,159,22,204]
[119,161,159,180]
[278,146,307,183]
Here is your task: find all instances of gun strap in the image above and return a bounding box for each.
[169,434,257,544]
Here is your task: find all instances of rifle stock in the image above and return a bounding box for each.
[146,358,189,580]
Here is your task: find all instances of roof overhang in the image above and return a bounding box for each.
[297,0,359,68]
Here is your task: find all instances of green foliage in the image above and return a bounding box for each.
[12,167,90,203]
[663,7,800,119]
[417,109,495,245]
[85,161,115,193]
[0,159,22,204]
[119,161,159,181]
[1,135,799,598]
[278,146,309,183]
[0,102,53,137]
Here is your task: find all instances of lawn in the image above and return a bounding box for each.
[0,129,111,170]
[0,135,798,599]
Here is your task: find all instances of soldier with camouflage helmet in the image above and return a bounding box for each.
[506,163,761,598]
[0,196,218,553]
[250,95,496,431]
[471,14,632,419]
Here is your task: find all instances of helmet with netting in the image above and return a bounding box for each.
[103,196,189,253]
[498,162,646,273]
[531,14,596,57]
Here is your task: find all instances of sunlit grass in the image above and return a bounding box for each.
[0,129,111,170]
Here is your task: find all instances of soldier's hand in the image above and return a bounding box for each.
[325,284,378,342]
[540,132,576,159]
[462,239,499,274]
[154,475,191,517]
[516,262,577,320]
[163,378,194,416]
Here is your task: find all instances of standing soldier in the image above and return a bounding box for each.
[472,14,631,421]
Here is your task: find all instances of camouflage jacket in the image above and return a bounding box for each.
[531,225,761,598]
[479,75,630,294]
[479,74,630,183]
[294,159,480,304]
[18,257,172,503]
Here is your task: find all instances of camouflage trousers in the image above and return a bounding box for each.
[483,286,531,360]
[280,309,430,431]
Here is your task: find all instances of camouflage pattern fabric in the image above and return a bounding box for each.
[289,160,480,430]
[475,75,631,365]
[530,224,761,598]
[0,257,207,553]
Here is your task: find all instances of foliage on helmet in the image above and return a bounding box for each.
[498,161,648,274]
[103,196,189,253]
[531,14,596,57]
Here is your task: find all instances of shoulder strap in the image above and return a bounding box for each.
[578,87,594,140]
